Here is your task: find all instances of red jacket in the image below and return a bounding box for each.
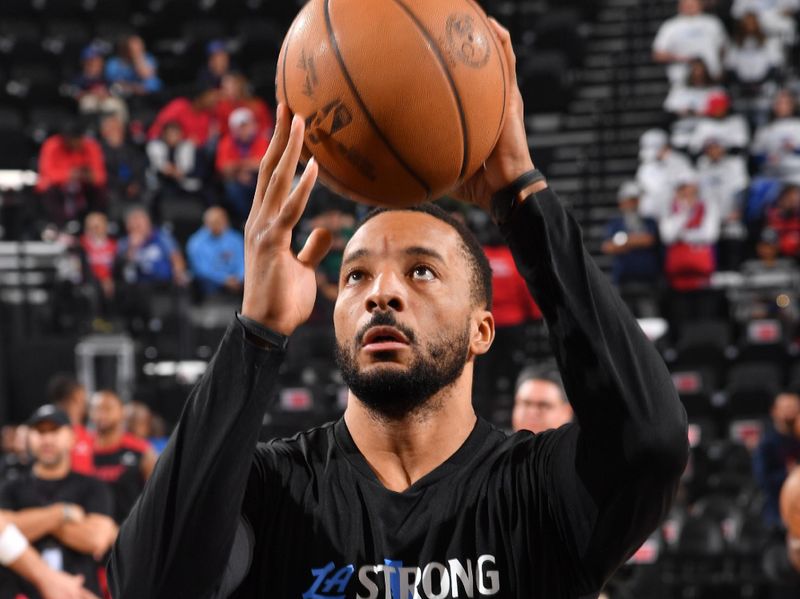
[215,98,273,137]
[148,98,215,146]
[80,235,117,282]
[484,245,542,327]
[37,135,107,192]
[215,133,269,174]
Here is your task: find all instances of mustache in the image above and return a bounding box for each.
[355,311,417,346]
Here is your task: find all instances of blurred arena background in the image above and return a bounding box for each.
[1,0,800,597]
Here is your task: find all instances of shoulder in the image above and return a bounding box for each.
[121,432,151,454]
[253,422,338,480]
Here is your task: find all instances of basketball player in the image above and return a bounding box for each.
[109,22,688,598]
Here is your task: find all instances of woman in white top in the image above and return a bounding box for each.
[726,12,784,96]
[664,58,726,116]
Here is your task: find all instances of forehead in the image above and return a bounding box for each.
[517,379,563,401]
[345,211,465,262]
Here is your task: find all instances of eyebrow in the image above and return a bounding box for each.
[341,246,446,268]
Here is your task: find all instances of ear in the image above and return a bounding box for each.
[469,309,495,358]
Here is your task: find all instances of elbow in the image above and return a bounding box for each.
[627,400,690,479]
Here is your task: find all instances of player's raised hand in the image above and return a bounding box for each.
[241,103,332,336]
[452,18,537,211]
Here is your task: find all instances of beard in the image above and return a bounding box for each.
[335,311,471,422]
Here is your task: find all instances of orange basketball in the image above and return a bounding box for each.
[781,466,800,536]
[276,0,509,207]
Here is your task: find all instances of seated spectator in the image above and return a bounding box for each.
[696,131,749,268]
[36,122,107,227]
[766,184,800,257]
[663,58,725,116]
[636,128,694,218]
[124,402,168,455]
[0,511,101,599]
[742,227,800,286]
[89,390,156,524]
[79,212,117,300]
[751,89,800,176]
[186,206,245,297]
[197,40,234,90]
[46,375,93,477]
[660,172,720,292]
[652,0,728,85]
[512,366,573,434]
[0,425,30,482]
[147,88,219,148]
[216,107,269,220]
[145,120,200,201]
[72,44,128,123]
[682,92,750,153]
[115,207,188,287]
[601,182,661,316]
[753,392,800,529]
[105,35,162,97]
[0,405,117,599]
[98,114,146,216]
[214,73,273,138]
[725,12,784,99]
[732,0,799,42]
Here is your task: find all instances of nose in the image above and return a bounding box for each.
[364,271,405,313]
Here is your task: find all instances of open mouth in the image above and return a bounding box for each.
[361,326,410,351]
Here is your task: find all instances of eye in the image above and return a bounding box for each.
[411,265,436,281]
[345,269,365,285]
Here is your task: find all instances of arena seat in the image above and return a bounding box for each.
[724,361,782,419]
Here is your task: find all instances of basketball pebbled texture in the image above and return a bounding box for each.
[276,0,509,207]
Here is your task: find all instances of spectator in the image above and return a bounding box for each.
[216,107,269,220]
[145,120,200,200]
[46,375,93,477]
[660,172,720,292]
[0,425,30,483]
[652,0,727,85]
[147,88,220,148]
[725,12,784,100]
[104,35,162,97]
[696,130,749,268]
[124,402,168,455]
[36,123,107,227]
[732,0,799,41]
[214,73,273,138]
[115,207,188,287]
[766,184,800,257]
[98,114,146,215]
[71,44,128,123]
[0,511,100,599]
[663,58,724,116]
[89,390,156,524]
[512,366,573,434]
[753,392,800,529]
[601,181,661,316]
[196,40,234,90]
[79,212,117,301]
[683,92,750,153]
[186,206,245,297]
[0,405,117,599]
[751,89,800,176]
[636,128,694,219]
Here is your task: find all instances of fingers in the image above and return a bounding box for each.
[275,153,318,229]
[256,114,307,228]
[248,103,290,228]
[488,17,518,88]
[297,226,333,269]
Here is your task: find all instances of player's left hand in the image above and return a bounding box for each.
[451,18,536,211]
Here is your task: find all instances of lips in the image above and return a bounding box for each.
[361,326,410,348]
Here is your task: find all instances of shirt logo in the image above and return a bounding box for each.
[303,555,500,599]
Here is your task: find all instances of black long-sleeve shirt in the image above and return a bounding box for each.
[108,187,688,598]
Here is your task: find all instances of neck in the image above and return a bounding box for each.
[95,426,124,448]
[343,367,477,493]
[33,460,70,481]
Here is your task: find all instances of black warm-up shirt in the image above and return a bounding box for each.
[108,188,689,599]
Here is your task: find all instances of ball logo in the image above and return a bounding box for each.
[445,14,490,69]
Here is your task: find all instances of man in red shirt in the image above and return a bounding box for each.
[215,107,269,221]
[36,124,107,227]
[46,376,94,477]
[79,212,117,301]
[147,88,219,147]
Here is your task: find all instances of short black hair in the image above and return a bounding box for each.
[47,374,82,406]
[355,203,493,309]
[515,364,568,403]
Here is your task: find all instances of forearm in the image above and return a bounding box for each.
[53,517,117,557]
[5,506,64,543]
[502,188,688,473]
[108,318,285,598]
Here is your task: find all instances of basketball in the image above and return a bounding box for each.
[276,0,509,207]
[781,466,800,536]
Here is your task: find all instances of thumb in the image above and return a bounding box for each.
[297,227,333,269]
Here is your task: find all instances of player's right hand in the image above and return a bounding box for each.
[241,103,332,336]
